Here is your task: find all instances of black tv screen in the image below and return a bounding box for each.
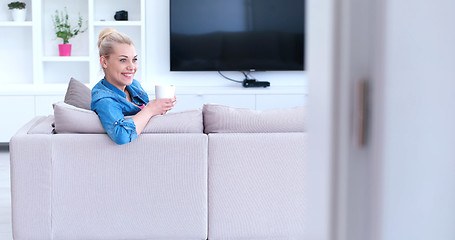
[170,0,305,71]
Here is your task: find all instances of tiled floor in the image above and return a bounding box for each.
[0,149,12,239]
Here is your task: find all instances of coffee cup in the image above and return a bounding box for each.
[155,85,175,99]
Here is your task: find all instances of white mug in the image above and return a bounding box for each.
[155,85,175,99]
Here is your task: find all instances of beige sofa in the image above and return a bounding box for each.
[10,103,305,240]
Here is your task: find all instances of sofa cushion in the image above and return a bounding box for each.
[27,115,55,134]
[54,102,105,134]
[64,77,91,110]
[203,104,305,133]
[142,109,203,133]
[53,101,203,134]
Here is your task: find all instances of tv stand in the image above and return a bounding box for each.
[242,79,271,88]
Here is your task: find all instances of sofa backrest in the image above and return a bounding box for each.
[202,104,305,134]
[28,103,306,136]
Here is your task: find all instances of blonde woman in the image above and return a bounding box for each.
[91,28,176,145]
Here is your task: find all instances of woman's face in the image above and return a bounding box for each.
[101,43,138,90]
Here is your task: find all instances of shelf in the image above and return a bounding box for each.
[0,21,33,27]
[0,84,69,95]
[93,21,142,26]
[42,56,91,62]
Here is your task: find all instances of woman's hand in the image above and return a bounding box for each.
[131,96,177,136]
[145,97,177,116]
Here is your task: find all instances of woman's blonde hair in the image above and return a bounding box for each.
[97,27,134,58]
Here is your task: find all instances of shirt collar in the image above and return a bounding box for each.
[101,78,126,98]
[126,84,140,98]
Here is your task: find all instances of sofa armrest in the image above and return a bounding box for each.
[10,117,53,240]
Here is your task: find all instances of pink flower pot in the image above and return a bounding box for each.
[58,44,72,56]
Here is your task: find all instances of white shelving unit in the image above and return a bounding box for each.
[0,0,145,87]
[42,56,91,62]
[0,0,33,85]
[93,21,142,26]
[0,21,33,26]
[0,0,36,144]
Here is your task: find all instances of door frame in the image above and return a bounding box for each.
[306,0,384,239]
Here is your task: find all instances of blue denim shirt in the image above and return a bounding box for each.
[91,78,149,145]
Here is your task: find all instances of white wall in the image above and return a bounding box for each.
[378,0,455,239]
[145,0,306,87]
[304,0,333,239]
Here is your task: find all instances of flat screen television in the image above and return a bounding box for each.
[170,0,305,72]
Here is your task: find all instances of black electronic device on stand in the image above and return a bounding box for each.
[218,71,270,88]
[242,79,270,88]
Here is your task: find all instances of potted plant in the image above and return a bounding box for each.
[52,7,87,56]
[8,1,26,22]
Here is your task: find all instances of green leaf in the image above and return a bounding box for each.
[51,7,87,44]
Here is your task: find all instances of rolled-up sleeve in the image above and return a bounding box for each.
[92,97,138,145]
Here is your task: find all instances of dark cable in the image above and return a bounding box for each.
[241,71,249,79]
[245,71,256,80]
[218,71,243,83]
